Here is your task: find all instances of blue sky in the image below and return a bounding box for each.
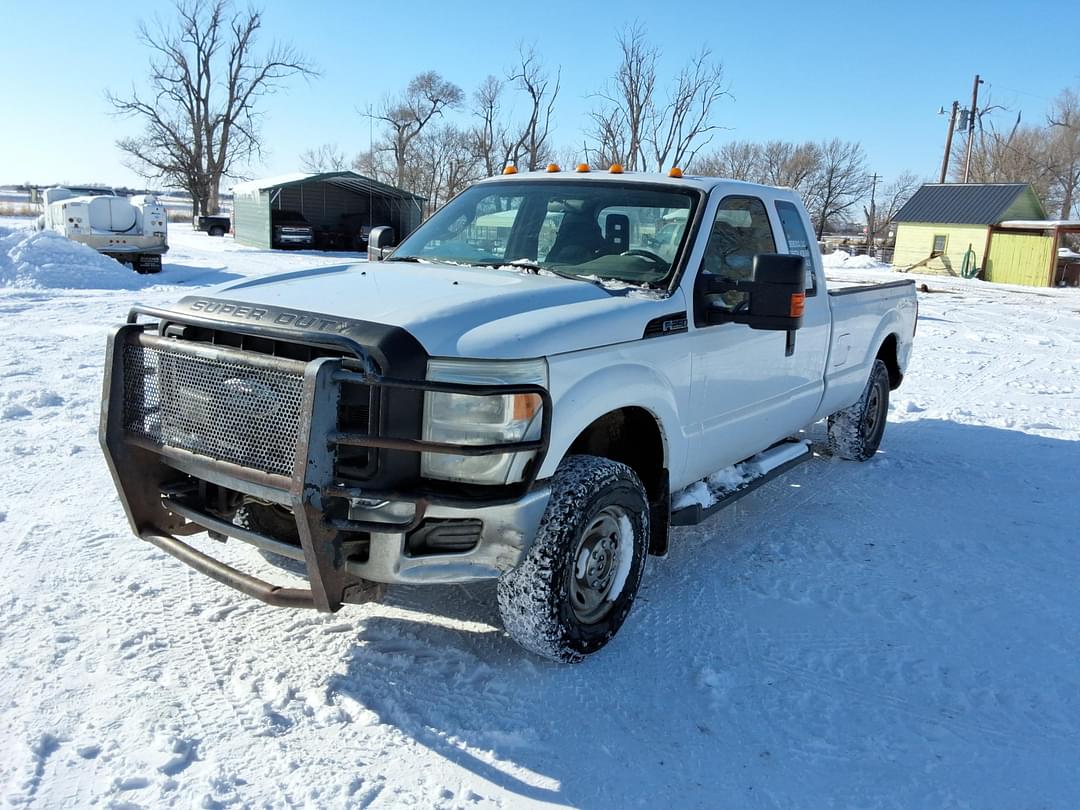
[2,0,1074,190]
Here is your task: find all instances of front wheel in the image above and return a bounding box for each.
[827,358,890,461]
[497,455,649,663]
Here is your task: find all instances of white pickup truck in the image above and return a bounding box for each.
[101,169,916,661]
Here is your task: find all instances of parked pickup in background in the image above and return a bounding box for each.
[271,209,315,248]
[101,169,917,661]
[195,215,231,237]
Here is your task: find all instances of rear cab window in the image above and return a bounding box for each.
[774,199,818,296]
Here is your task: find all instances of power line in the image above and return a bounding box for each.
[986,82,1054,103]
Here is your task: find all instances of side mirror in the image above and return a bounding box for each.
[367,226,396,262]
[700,254,806,331]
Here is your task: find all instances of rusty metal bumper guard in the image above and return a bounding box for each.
[100,305,553,612]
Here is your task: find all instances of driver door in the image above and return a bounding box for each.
[684,194,817,482]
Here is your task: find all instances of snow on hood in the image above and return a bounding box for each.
[0,225,145,290]
[200,261,681,358]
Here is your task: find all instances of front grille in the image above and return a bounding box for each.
[123,343,305,477]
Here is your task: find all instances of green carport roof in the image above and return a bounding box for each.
[232,171,425,203]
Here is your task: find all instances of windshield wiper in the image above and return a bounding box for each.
[479,260,599,285]
[383,255,419,262]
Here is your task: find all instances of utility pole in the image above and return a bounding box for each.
[940,100,959,183]
[866,173,879,255]
[962,74,984,183]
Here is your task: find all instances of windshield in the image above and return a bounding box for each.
[392,180,700,287]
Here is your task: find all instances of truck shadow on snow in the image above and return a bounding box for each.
[159,262,244,286]
[325,418,1080,806]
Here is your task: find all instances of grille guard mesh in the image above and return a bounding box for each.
[122,343,305,477]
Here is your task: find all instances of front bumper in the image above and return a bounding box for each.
[274,229,314,246]
[100,306,552,612]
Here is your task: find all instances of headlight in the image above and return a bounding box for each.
[422,358,547,485]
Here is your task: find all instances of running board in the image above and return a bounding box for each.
[670,440,813,527]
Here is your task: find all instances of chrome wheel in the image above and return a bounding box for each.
[570,505,632,624]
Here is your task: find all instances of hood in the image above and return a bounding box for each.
[193,261,684,358]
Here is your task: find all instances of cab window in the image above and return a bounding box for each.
[700,196,776,312]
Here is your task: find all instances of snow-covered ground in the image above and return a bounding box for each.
[1,220,1079,808]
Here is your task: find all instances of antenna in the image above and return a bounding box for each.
[367,103,374,235]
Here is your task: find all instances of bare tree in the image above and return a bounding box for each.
[588,105,631,169]
[588,24,656,170]
[412,124,482,211]
[374,71,463,189]
[803,139,872,238]
[692,140,763,180]
[864,171,920,243]
[299,143,347,173]
[952,116,1058,207]
[351,147,394,184]
[504,46,560,171]
[588,24,727,172]
[1048,88,1080,219]
[647,47,728,170]
[947,86,1080,219]
[108,0,316,217]
[472,75,507,176]
[760,140,822,191]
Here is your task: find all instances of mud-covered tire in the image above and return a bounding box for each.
[827,358,890,461]
[497,455,649,663]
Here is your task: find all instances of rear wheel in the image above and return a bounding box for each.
[497,455,649,663]
[208,225,225,237]
[827,358,890,461]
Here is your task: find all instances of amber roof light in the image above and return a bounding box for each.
[609,164,624,174]
[503,165,518,175]
[668,167,683,178]
[576,163,590,173]
[546,163,561,172]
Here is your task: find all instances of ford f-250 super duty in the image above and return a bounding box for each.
[101,168,916,662]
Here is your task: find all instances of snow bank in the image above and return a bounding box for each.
[0,225,148,290]
[822,249,891,270]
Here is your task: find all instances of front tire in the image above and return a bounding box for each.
[827,358,890,461]
[497,455,649,663]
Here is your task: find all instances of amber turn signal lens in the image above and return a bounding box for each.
[512,393,541,421]
[789,292,806,318]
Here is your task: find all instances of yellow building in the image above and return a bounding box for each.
[985,221,1080,287]
[892,183,1046,280]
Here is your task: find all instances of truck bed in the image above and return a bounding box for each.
[827,278,916,297]
[816,276,917,420]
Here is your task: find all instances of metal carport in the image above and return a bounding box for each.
[231,171,426,250]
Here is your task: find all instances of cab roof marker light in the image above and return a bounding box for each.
[546,163,561,172]
[609,164,624,174]
[576,163,590,173]
[668,167,683,178]
[502,165,518,175]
